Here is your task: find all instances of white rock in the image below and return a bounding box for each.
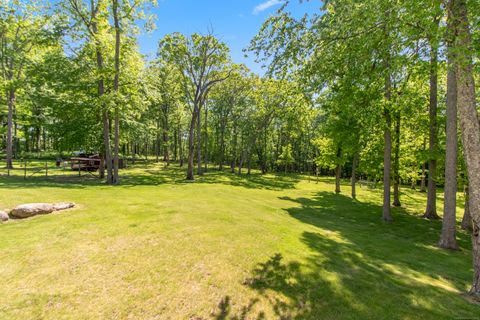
[0,210,9,222]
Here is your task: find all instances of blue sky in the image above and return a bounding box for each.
[138,0,322,74]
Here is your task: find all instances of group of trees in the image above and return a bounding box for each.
[1,0,480,296]
[250,0,480,295]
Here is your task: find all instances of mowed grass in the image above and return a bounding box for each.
[0,162,479,319]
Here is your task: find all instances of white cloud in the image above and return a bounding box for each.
[253,0,283,15]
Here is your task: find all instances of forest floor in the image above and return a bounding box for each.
[0,162,479,319]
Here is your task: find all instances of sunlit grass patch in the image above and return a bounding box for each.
[0,163,478,319]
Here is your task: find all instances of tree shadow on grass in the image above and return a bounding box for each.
[212,192,479,319]
[0,162,302,191]
[211,296,265,320]
[196,171,300,191]
[0,175,93,189]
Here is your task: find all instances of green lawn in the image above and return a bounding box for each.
[0,162,479,319]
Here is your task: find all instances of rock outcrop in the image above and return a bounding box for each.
[9,203,75,219]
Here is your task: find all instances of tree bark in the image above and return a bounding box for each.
[187,106,198,180]
[393,111,401,207]
[335,148,342,194]
[351,153,359,199]
[155,120,160,162]
[204,102,208,173]
[439,44,459,250]
[163,114,170,165]
[462,186,472,231]
[383,75,393,222]
[92,14,112,184]
[424,43,440,219]
[178,124,184,167]
[450,0,480,296]
[112,0,121,185]
[197,104,202,175]
[231,124,238,173]
[420,161,427,192]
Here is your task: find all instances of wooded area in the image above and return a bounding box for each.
[1,0,480,315]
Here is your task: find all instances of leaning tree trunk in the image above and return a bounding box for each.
[424,43,440,219]
[393,111,401,207]
[6,89,15,169]
[439,44,459,250]
[451,0,480,296]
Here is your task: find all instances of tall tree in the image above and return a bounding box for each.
[159,32,231,180]
[423,39,441,220]
[66,0,114,182]
[110,0,155,184]
[439,2,459,250]
[0,1,59,168]
[449,0,480,295]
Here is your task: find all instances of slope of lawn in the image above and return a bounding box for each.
[0,162,479,319]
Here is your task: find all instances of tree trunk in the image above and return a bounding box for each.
[383,76,393,222]
[351,153,359,199]
[92,16,112,184]
[231,125,238,173]
[334,164,341,194]
[163,121,169,165]
[178,124,183,167]
[113,32,120,188]
[102,109,113,183]
[219,126,225,171]
[99,156,105,179]
[392,111,401,207]
[197,105,202,175]
[6,89,14,169]
[439,45,459,250]
[451,0,480,296]
[424,43,440,219]
[156,120,160,162]
[472,223,480,295]
[187,107,198,180]
[204,103,208,173]
[334,148,342,193]
[462,186,473,231]
[173,128,178,162]
[420,161,427,192]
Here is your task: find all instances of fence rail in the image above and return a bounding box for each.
[0,159,99,179]
[0,157,159,180]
